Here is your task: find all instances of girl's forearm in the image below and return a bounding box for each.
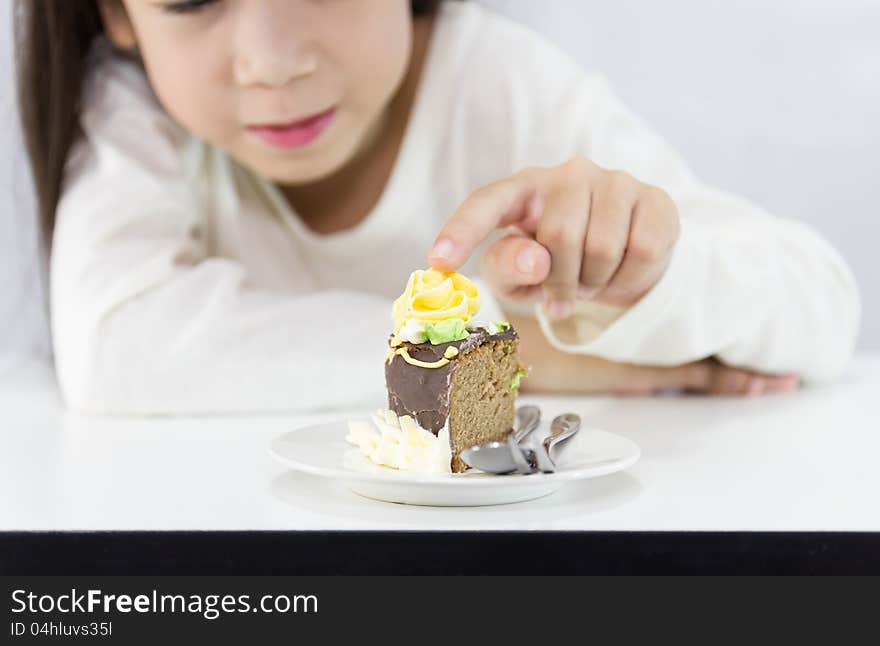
[507,312,799,396]
[507,313,688,394]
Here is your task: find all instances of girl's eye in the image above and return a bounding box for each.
[162,0,219,14]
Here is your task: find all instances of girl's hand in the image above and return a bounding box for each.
[429,156,680,319]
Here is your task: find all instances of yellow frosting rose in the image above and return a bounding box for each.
[392,269,481,332]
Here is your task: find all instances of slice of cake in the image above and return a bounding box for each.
[384,269,526,473]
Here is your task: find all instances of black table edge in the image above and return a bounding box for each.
[2,530,879,574]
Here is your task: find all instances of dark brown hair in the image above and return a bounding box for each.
[15,0,447,251]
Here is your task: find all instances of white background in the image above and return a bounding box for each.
[2,0,878,360]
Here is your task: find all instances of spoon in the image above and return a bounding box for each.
[533,413,581,473]
[459,405,541,474]
[460,411,582,475]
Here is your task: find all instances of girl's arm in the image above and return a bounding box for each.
[510,312,800,396]
[52,219,392,415]
[52,263,391,415]
[530,85,862,383]
[438,20,861,384]
[548,77,861,383]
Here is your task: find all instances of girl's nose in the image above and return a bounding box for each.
[234,48,317,88]
[233,4,317,88]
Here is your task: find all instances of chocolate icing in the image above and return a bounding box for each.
[385,326,518,433]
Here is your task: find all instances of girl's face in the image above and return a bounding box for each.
[101,0,413,184]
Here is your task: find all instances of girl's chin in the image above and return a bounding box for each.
[244,150,353,186]
[233,119,371,185]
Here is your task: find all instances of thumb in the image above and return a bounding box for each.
[480,233,551,302]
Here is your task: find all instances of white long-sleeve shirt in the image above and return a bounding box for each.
[51,2,860,414]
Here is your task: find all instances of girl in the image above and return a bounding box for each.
[15,0,859,413]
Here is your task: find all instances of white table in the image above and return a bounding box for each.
[2,355,878,533]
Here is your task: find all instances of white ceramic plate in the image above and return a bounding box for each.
[269,420,640,506]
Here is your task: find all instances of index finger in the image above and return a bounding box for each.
[428,170,541,272]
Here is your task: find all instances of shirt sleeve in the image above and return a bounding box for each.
[51,59,390,414]
[488,29,861,383]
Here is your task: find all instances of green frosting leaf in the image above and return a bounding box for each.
[496,321,511,332]
[423,318,469,345]
[510,369,526,391]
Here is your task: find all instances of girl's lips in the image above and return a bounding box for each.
[248,108,336,149]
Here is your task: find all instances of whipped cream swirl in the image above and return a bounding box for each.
[346,409,452,474]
